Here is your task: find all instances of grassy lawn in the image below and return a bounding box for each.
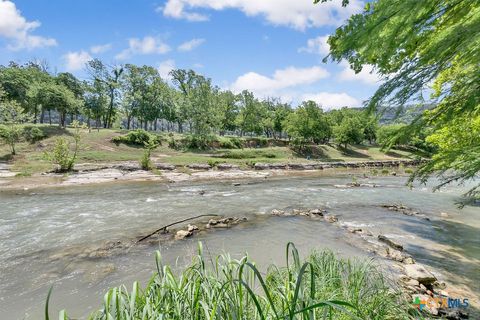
[0,125,421,175]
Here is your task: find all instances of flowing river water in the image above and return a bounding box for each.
[0,172,479,319]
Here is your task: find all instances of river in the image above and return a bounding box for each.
[0,173,479,319]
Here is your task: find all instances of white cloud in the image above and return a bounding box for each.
[0,0,57,50]
[178,38,205,52]
[159,1,209,22]
[90,43,112,54]
[298,35,330,56]
[230,66,330,97]
[337,61,381,85]
[115,36,170,60]
[63,51,92,72]
[301,92,361,109]
[159,0,363,30]
[158,59,176,79]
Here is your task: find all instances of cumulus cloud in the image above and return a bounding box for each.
[159,0,363,30]
[301,92,361,109]
[298,35,330,56]
[116,36,170,60]
[0,0,57,50]
[178,38,205,52]
[90,43,112,54]
[230,66,330,98]
[63,51,92,71]
[337,61,381,85]
[158,59,176,79]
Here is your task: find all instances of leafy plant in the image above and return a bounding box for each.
[23,126,46,143]
[112,130,161,147]
[139,138,158,170]
[0,99,32,155]
[46,243,415,319]
[44,121,84,172]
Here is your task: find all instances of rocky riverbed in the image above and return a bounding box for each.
[1,173,477,319]
[0,159,425,190]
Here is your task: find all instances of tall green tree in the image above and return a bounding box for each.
[283,101,331,146]
[236,90,266,136]
[319,0,480,200]
[87,59,124,128]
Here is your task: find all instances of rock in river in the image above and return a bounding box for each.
[175,230,193,240]
[404,264,437,285]
[378,235,404,251]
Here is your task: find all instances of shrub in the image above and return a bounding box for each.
[183,134,216,150]
[47,243,414,319]
[219,137,243,149]
[381,169,390,174]
[23,126,46,143]
[263,152,277,158]
[44,121,84,172]
[139,138,158,170]
[207,159,222,167]
[45,137,76,172]
[112,130,161,147]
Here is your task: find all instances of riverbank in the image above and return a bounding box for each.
[0,158,426,190]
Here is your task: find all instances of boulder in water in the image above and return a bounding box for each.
[404,264,437,285]
[175,230,192,240]
[378,235,404,251]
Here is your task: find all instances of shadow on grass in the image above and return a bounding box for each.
[337,145,372,159]
[0,153,14,162]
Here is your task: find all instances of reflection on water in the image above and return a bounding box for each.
[0,174,479,319]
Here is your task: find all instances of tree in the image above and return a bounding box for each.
[319,0,480,199]
[236,90,266,136]
[333,115,364,149]
[283,101,331,146]
[218,90,239,135]
[0,88,32,155]
[376,124,409,148]
[87,59,124,128]
[32,82,81,127]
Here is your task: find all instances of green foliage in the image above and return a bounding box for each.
[44,121,84,172]
[376,124,409,148]
[333,116,364,148]
[23,126,46,143]
[322,0,480,197]
[218,136,243,149]
[49,243,413,319]
[183,134,216,150]
[0,97,32,155]
[139,138,158,170]
[411,115,480,205]
[284,101,331,146]
[221,149,278,159]
[112,130,161,147]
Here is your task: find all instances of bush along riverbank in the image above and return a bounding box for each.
[47,243,418,320]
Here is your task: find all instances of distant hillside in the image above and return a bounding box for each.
[378,104,435,124]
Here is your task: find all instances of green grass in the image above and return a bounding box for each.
[0,125,421,175]
[47,243,417,320]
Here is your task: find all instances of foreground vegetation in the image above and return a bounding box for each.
[47,243,417,320]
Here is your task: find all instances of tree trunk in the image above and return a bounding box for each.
[127,116,131,130]
[48,110,52,125]
[40,109,45,124]
[178,121,183,133]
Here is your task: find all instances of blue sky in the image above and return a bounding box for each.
[0,0,381,109]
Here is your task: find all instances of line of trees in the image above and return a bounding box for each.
[0,59,431,152]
